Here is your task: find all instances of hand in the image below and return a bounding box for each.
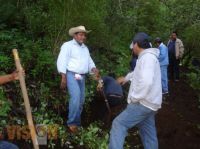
[117,77,126,85]
[93,72,101,81]
[10,70,25,80]
[60,74,67,90]
[97,81,103,91]
[91,68,100,80]
[91,68,99,76]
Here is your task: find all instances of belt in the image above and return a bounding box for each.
[67,70,86,75]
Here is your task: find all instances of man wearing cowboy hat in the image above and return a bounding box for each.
[57,25,99,132]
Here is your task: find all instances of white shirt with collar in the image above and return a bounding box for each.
[57,39,96,74]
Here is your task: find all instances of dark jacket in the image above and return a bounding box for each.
[130,56,138,71]
[102,76,123,96]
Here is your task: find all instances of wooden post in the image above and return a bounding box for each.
[12,49,39,149]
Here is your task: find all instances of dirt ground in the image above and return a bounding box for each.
[156,80,200,149]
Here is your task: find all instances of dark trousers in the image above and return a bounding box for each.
[168,55,180,80]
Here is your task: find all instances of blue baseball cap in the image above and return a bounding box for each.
[133,32,150,43]
[130,32,151,49]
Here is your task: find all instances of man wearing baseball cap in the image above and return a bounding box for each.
[109,32,162,149]
[57,25,99,133]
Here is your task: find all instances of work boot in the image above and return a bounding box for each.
[68,125,78,133]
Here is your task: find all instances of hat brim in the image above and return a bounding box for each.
[69,28,91,36]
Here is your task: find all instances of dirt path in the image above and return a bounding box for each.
[156,80,200,149]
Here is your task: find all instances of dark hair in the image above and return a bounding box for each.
[155,37,162,44]
[108,72,116,79]
[135,40,151,49]
[172,31,178,36]
[156,40,162,44]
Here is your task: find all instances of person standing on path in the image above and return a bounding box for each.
[167,32,184,81]
[57,26,99,133]
[109,32,162,149]
[155,37,169,94]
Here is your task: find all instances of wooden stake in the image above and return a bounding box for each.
[12,49,39,149]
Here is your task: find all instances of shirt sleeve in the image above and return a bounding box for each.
[130,55,156,100]
[179,40,184,58]
[88,54,96,72]
[159,46,166,62]
[57,44,70,74]
[124,71,134,82]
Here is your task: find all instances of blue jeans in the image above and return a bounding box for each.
[109,103,158,149]
[0,141,18,149]
[160,65,168,93]
[66,71,85,126]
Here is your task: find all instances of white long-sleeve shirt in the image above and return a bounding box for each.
[57,39,96,74]
[125,48,162,111]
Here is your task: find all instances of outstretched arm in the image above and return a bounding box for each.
[0,71,19,85]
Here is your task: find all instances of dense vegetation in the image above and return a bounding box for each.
[0,0,200,148]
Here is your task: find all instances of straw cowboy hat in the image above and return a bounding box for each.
[69,25,91,36]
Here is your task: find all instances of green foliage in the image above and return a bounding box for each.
[187,64,200,91]
[0,0,18,23]
[75,122,109,149]
[0,87,11,116]
[183,23,200,57]
[1,0,200,148]
[186,63,200,109]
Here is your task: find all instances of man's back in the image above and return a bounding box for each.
[102,76,123,97]
[158,43,169,66]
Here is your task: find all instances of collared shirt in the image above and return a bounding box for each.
[57,39,96,74]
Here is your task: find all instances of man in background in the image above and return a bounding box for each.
[167,32,184,81]
[155,37,169,95]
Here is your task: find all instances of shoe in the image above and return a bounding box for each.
[68,125,78,133]
[162,92,169,95]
